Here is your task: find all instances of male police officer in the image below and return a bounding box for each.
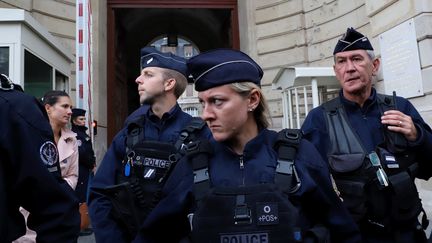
[0,74,80,242]
[302,28,432,242]
[89,47,210,242]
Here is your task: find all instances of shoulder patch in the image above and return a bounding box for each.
[40,141,58,166]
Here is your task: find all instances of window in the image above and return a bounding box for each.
[24,50,53,98]
[184,107,199,117]
[0,46,9,76]
[149,35,199,59]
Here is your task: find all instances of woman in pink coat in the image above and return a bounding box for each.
[42,90,79,189]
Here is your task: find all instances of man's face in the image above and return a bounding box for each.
[333,49,380,96]
[135,66,166,105]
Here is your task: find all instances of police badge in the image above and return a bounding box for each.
[40,141,59,171]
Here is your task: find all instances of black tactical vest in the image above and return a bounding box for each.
[322,94,426,229]
[188,129,329,243]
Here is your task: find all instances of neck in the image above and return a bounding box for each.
[343,88,371,107]
[227,118,259,154]
[51,123,62,143]
[151,96,177,119]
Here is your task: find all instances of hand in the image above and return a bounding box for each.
[381,110,417,141]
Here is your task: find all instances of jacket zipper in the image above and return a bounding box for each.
[239,155,245,186]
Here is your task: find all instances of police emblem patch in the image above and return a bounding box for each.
[40,141,58,166]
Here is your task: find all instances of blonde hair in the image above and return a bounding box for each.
[228,82,271,129]
[162,69,188,98]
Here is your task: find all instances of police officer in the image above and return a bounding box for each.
[71,108,95,234]
[161,49,361,242]
[0,74,80,242]
[302,28,432,242]
[88,47,210,242]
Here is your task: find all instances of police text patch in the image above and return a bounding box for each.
[220,232,268,243]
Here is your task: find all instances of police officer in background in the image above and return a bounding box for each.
[160,49,361,242]
[89,47,210,242]
[302,28,432,242]
[0,74,80,242]
[71,108,96,235]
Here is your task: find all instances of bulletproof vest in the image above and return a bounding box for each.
[322,95,425,228]
[189,129,329,243]
[107,116,207,240]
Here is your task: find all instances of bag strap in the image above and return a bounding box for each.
[125,116,146,154]
[322,98,367,156]
[274,129,302,193]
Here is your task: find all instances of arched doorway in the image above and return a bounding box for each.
[106,0,239,143]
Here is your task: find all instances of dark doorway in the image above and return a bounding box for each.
[107,1,239,143]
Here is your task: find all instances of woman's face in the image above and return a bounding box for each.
[46,96,73,127]
[198,84,251,142]
[73,115,86,126]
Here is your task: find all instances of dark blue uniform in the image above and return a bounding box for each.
[72,124,95,203]
[0,86,79,242]
[88,104,211,242]
[302,88,432,242]
[162,129,361,242]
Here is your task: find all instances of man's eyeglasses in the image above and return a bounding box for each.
[368,151,389,188]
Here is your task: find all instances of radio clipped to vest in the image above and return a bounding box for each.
[188,129,329,243]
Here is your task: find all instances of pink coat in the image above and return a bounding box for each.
[57,127,79,190]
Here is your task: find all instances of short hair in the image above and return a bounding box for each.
[42,90,70,106]
[162,69,188,98]
[228,82,271,129]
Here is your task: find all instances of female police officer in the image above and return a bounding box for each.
[158,49,361,242]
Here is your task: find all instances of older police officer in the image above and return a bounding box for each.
[302,28,432,242]
[88,47,210,242]
[160,49,361,242]
[0,74,80,242]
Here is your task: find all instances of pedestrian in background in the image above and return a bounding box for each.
[43,90,79,190]
[71,108,96,235]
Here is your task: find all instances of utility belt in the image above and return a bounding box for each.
[331,145,426,229]
[97,141,178,240]
[189,184,329,243]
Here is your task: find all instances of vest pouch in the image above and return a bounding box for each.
[328,153,365,173]
[335,179,367,222]
[389,171,422,224]
[191,183,302,243]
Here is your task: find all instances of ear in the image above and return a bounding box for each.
[372,58,380,74]
[164,78,176,92]
[248,89,260,110]
[44,104,51,113]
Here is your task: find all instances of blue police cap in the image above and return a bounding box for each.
[187,49,263,91]
[72,108,86,118]
[333,27,374,54]
[140,47,188,77]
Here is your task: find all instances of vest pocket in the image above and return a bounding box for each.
[335,179,367,222]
